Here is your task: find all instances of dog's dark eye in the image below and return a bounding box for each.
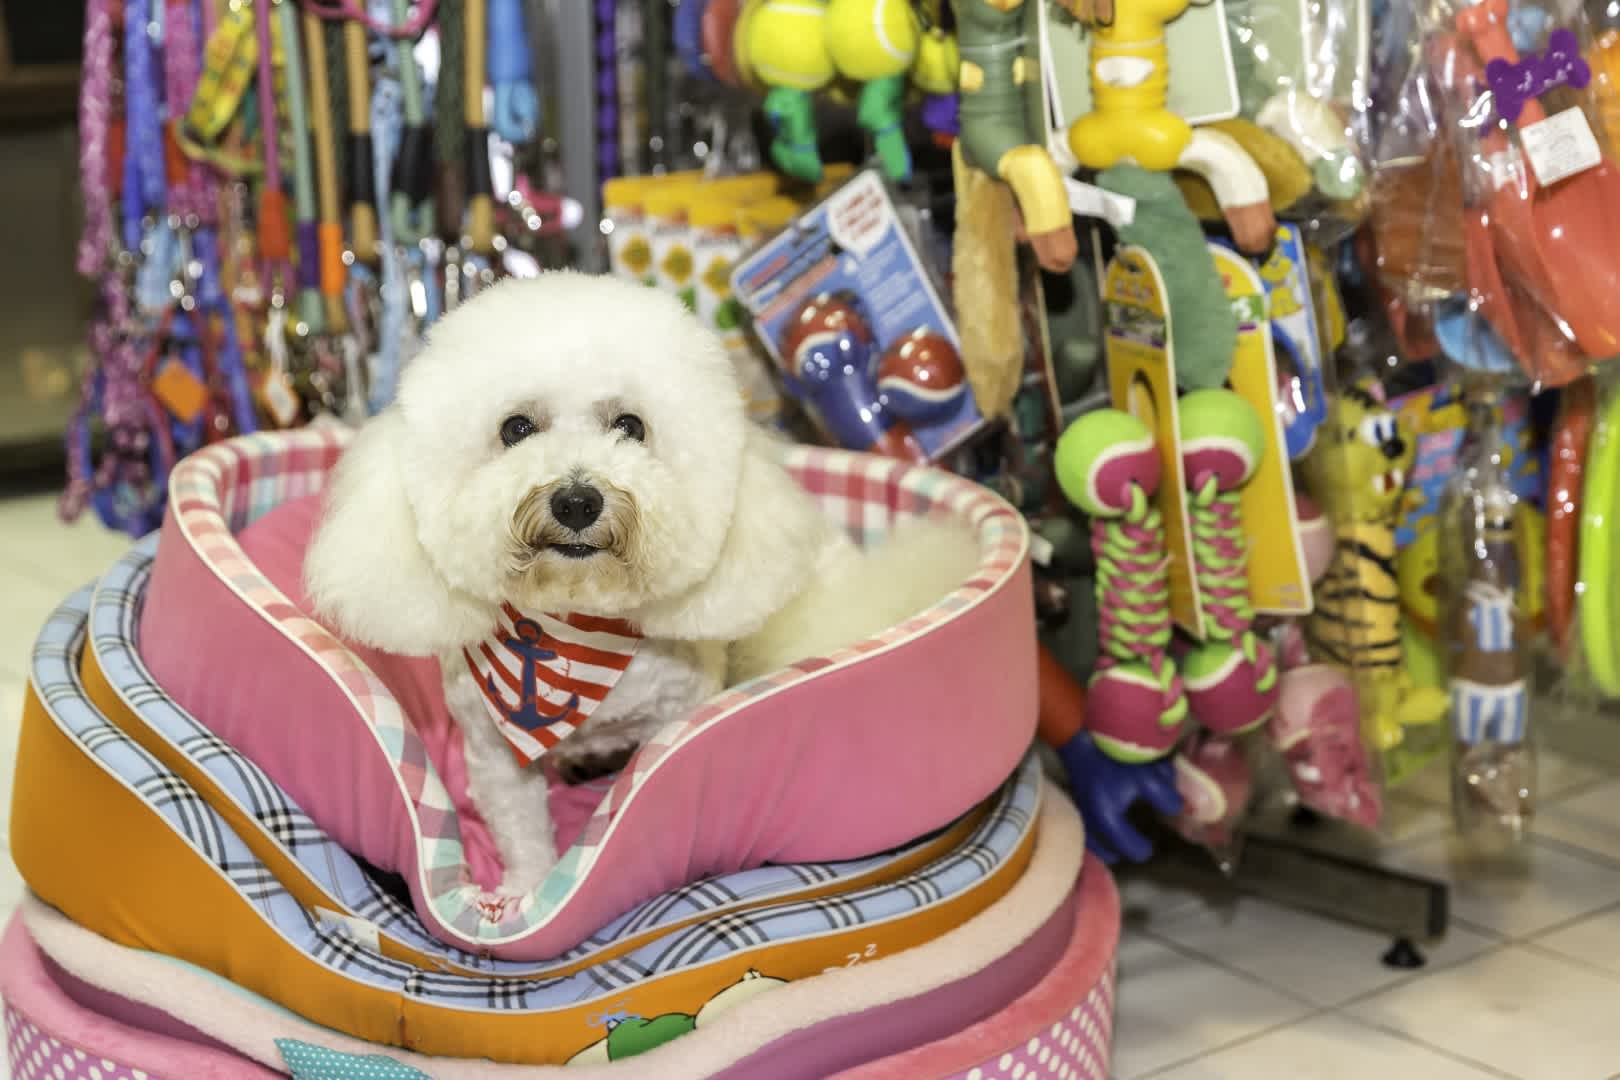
[611,413,646,442]
[499,415,537,447]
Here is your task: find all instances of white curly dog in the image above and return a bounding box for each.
[304,273,977,897]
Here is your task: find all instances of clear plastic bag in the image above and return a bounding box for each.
[1222,0,1373,235]
[1393,0,1620,387]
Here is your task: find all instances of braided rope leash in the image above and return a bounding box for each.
[1177,389,1279,736]
[77,0,118,277]
[1056,408,1187,763]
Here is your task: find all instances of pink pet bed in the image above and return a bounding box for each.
[1,797,1116,1079]
[137,428,1035,959]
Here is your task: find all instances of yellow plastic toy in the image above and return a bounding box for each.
[1302,381,1448,751]
[1055,0,1275,254]
[1063,0,1191,171]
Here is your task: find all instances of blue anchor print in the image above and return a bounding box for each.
[487,616,580,732]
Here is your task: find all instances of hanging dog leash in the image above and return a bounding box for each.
[463,0,496,255]
[487,0,537,144]
[298,0,439,37]
[302,5,350,331]
[277,0,326,333]
[343,16,379,262]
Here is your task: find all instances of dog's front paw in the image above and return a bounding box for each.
[554,742,639,785]
[550,735,638,786]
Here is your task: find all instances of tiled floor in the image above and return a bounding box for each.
[4,491,1620,1078]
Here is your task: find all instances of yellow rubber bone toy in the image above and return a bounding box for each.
[1057,0,1275,254]
[1064,0,1191,171]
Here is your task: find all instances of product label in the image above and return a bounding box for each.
[1102,245,1202,635]
[695,223,783,423]
[606,208,654,285]
[649,215,696,309]
[1209,244,1311,617]
[313,907,380,951]
[1519,106,1603,187]
[1390,385,1543,548]
[731,170,983,462]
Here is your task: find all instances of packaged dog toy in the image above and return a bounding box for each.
[603,172,702,284]
[1415,0,1620,386]
[730,169,986,462]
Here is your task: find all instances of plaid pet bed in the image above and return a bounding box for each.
[158,428,1031,951]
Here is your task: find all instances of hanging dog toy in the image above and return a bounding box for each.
[1303,379,1449,750]
[742,0,933,182]
[1177,389,1279,735]
[1059,0,1274,254]
[1054,407,1188,761]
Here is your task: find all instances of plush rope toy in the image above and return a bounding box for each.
[1054,407,1188,762]
[1177,389,1279,735]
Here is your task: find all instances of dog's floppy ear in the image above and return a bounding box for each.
[635,428,836,642]
[304,410,491,655]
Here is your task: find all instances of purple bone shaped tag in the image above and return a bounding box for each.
[1486,28,1592,124]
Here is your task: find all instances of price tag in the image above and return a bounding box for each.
[152,358,209,423]
[1520,107,1603,187]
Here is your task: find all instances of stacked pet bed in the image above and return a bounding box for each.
[5,429,1119,1077]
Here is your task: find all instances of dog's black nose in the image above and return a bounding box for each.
[550,483,603,532]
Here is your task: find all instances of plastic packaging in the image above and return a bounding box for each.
[1437,376,1536,845]
[1398,0,1620,387]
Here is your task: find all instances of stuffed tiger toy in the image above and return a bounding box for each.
[1302,380,1448,750]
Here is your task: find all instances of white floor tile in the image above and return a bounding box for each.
[1348,945,1620,1080]
[1397,748,1608,809]
[1113,863,1222,928]
[1149,894,1498,1008]
[0,570,65,682]
[1531,904,1620,980]
[1536,779,1620,864]
[1110,932,1313,1079]
[0,493,131,593]
[1381,793,1454,844]
[1538,749,1612,802]
[1148,1012,1499,1080]
[1380,834,1620,939]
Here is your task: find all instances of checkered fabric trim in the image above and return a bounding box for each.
[166,432,1029,945]
[31,588,327,948]
[29,585,1042,1012]
[92,540,995,978]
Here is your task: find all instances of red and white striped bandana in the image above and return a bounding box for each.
[462,603,642,766]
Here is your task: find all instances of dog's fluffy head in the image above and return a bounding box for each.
[304,273,830,655]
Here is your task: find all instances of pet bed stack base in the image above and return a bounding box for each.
[5,430,1119,1075]
[2,850,1115,1080]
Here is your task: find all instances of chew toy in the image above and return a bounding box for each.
[1098,165,1238,391]
[1054,408,1187,762]
[1060,0,1275,254]
[778,292,929,461]
[744,0,924,182]
[1303,380,1448,750]
[1548,376,1594,656]
[1177,389,1279,735]
[950,0,1076,420]
[952,0,1076,273]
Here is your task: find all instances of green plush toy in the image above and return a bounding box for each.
[1098,164,1239,390]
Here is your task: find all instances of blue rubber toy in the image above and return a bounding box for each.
[1056,734,1184,864]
